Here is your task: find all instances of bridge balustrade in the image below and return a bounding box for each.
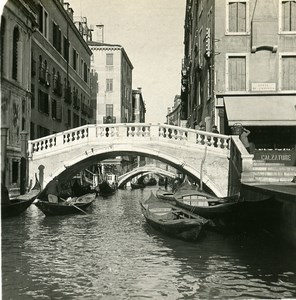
[28,123,231,158]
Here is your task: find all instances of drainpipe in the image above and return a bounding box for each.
[20,131,28,194]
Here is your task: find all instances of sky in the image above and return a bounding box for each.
[68,0,186,123]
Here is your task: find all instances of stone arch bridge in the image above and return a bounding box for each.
[28,123,253,197]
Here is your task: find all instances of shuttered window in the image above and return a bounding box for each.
[281,1,296,31]
[228,1,247,32]
[106,53,113,66]
[228,56,246,91]
[281,56,296,90]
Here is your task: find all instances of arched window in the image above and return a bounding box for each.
[1,16,6,73]
[12,26,20,80]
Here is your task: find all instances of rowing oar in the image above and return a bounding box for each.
[60,197,88,215]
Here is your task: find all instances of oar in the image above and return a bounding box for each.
[60,197,88,215]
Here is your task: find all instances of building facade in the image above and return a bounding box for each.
[132,88,146,123]
[166,95,182,126]
[88,34,133,124]
[30,0,94,140]
[1,0,37,195]
[182,0,296,160]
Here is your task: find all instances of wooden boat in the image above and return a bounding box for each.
[156,188,175,203]
[140,192,208,241]
[34,193,95,216]
[98,181,116,197]
[174,187,240,219]
[131,182,145,189]
[144,177,157,186]
[1,182,41,219]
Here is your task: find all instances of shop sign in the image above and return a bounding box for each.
[251,82,276,91]
[254,150,296,166]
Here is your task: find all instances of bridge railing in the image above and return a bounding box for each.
[28,123,231,158]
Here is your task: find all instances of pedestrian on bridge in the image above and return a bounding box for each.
[240,127,251,153]
[211,125,219,147]
[46,177,61,203]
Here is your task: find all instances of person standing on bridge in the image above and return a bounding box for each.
[211,125,219,147]
[240,127,251,153]
[46,177,61,203]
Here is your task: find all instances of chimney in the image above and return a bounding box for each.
[93,24,104,43]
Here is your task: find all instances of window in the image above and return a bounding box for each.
[12,27,19,80]
[63,36,69,61]
[67,109,71,126]
[30,122,35,140]
[84,62,88,82]
[226,1,249,33]
[281,55,296,90]
[106,53,113,65]
[38,4,48,38]
[73,48,78,70]
[37,125,50,138]
[52,98,57,119]
[52,22,61,52]
[38,89,49,114]
[227,55,247,91]
[280,0,296,32]
[106,104,113,117]
[31,84,35,108]
[73,113,79,127]
[106,79,113,92]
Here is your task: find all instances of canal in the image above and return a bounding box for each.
[2,187,296,299]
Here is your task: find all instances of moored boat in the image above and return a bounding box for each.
[140,192,208,241]
[131,182,145,189]
[34,193,95,216]
[156,188,175,203]
[98,180,116,197]
[1,182,41,219]
[174,188,240,219]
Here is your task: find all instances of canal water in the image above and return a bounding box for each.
[2,187,296,299]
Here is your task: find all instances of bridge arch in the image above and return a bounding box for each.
[117,166,178,188]
[28,123,233,197]
[31,145,226,197]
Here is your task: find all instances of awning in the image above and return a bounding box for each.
[224,96,296,126]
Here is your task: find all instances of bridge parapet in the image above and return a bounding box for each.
[28,123,231,159]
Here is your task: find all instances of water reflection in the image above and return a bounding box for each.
[2,188,296,299]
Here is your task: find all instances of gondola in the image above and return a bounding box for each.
[131,182,145,189]
[34,193,95,216]
[156,188,175,203]
[140,192,208,242]
[174,188,240,219]
[98,180,116,197]
[1,181,41,219]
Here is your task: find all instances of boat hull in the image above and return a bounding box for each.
[140,192,208,241]
[35,194,95,216]
[1,188,40,219]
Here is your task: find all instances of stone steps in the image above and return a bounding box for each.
[252,160,296,183]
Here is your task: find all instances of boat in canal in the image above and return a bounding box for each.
[174,188,240,219]
[98,180,116,197]
[156,188,175,203]
[140,192,208,242]
[1,181,41,219]
[34,193,95,216]
[131,182,145,189]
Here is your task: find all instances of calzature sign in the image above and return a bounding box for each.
[254,150,296,166]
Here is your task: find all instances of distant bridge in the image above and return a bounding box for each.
[117,165,178,188]
[28,123,254,197]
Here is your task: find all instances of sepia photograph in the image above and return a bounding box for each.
[1,0,296,299]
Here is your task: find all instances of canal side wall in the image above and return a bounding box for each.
[241,183,296,248]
